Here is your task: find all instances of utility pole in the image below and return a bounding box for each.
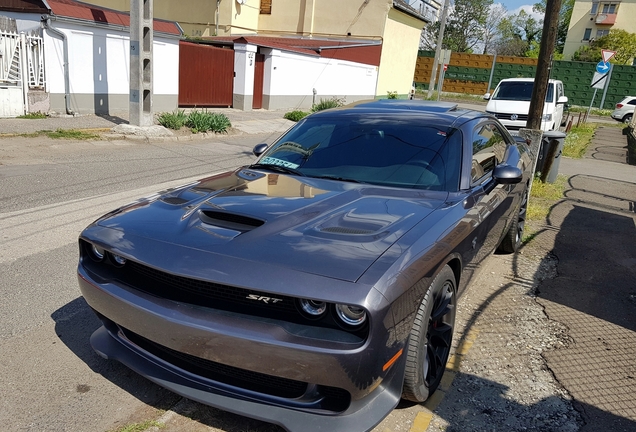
[526,0,562,130]
[427,0,450,99]
[130,0,153,127]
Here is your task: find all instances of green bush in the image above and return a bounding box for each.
[157,110,187,130]
[387,91,398,99]
[207,112,232,133]
[311,97,345,112]
[185,110,232,133]
[284,110,310,122]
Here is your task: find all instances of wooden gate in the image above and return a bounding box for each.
[179,41,234,107]
[252,53,265,109]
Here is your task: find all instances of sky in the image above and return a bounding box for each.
[497,0,545,19]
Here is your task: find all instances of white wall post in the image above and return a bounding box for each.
[233,43,257,111]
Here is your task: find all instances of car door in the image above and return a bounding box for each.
[464,121,517,263]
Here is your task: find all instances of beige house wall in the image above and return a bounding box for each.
[81,0,217,37]
[563,0,636,60]
[376,8,421,98]
[257,0,391,37]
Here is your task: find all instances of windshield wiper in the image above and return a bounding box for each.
[310,175,365,184]
[247,163,305,176]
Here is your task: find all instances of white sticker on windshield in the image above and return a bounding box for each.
[261,157,300,169]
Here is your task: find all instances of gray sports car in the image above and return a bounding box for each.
[77,100,531,431]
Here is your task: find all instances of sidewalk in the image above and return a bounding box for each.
[0,108,294,137]
[534,126,636,431]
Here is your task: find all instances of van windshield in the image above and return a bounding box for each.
[492,81,554,102]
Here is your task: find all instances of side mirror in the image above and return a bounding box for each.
[483,93,491,100]
[253,143,268,157]
[493,144,522,185]
[557,96,568,105]
[493,164,522,184]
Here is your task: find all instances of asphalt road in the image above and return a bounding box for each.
[0,132,279,431]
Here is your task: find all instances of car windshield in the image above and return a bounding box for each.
[492,82,554,102]
[256,114,462,191]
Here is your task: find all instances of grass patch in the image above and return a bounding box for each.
[110,420,164,432]
[45,129,100,139]
[568,105,612,117]
[17,112,47,119]
[284,110,310,122]
[563,123,596,158]
[524,174,568,242]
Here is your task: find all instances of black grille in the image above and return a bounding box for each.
[494,113,528,121]
[120,327,351,411]
[124,259,299,317]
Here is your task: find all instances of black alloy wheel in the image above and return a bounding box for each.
[402,265,457,403]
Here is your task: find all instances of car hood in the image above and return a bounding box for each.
[95,169,447,282]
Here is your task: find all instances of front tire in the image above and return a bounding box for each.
[402,265,457,402]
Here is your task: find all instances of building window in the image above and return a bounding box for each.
[590,2,599,13]
[597,29,610,38]
[260,0,272,14]
[602,3,617,13]
[583,28,592,40]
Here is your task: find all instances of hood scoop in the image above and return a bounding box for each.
[199,210,265,232]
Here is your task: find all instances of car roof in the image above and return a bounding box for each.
[309,100,490,128]
[499,78,562,84]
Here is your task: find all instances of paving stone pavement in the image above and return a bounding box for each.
[533,126,636,431]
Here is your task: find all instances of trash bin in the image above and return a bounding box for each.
[536,131,566,183]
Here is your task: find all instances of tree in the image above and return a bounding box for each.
[420,0,494,53]
[572,29,636,64]
[480,4,508,54]
[533,0,574,54]
[443,0,493,52]
[494,9,543,57]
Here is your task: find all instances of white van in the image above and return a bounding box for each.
[484,78,568,132]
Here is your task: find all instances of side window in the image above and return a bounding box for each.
[471,123,507,184]
[590,2,598,13]
[557,83,563,99]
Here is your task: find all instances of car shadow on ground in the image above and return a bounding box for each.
[51,297,179,410]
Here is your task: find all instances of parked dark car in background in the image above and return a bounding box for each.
[77,100,532,431]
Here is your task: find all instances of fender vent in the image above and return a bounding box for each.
[199,210,264,232]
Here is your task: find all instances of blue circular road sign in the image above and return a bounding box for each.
[596,61,610,74]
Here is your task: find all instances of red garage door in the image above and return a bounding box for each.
[179,41,234,107]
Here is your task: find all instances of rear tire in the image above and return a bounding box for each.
[402,266,456,402]
[498,186,528,254]
[624,114,633,124]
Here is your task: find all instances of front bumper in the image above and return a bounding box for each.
[78,265,406,431]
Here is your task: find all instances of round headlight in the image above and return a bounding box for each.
[299,299,327,317]
[335,304,367,326]
[111,253,127,266]
[90,243,105,261]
